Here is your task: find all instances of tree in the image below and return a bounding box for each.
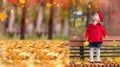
[52,0,72,36]
[0,0,8,35]
[48,0,54,39]
[35,0,45,37]
[20,0,40,39]
[7,0,40,39]
[20,4,26,39]
[8,5,16,37]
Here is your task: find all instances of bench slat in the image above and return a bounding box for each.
[103,36,120,40]
[70,36,120,41]
[70,41,120,46]
[70,55,120,57]
[70,51,120,54]
[70,47,120,50]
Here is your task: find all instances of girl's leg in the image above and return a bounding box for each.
[96,48,100,61]
[90,48,94,62]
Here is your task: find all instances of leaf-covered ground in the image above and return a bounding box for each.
[70,57,120,66]
[0,40,69,67]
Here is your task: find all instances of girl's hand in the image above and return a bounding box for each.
[105,35,108,38]
[85,37,88,41]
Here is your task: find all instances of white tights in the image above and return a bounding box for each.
[90,48,100,62]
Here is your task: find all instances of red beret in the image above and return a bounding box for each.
[97,12,103,22]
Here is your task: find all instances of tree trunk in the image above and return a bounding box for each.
[35,0,44,37]
[48,0,54,39]
[60,19,65,35]
[53,15,60,35]
[8,6,16,37]
[2,0,7,13]
[20,5,26,39]
[0,0,8,35]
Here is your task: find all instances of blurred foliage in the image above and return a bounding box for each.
[0,0,2,11]
[0,0,103,39]
[43,7,50,25]
[70,15,87,37]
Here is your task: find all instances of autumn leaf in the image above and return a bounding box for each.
[46,2,52,7]
[75,22,80,28]
[83,41,89,46]
[56,43,61,47]
[88,4,92,9]
[113,57,120,63]
[84,58,89,62]
[73,36,77,39]
[19,0,26,4]
[47,52,59,57]
[112,40,117,47]
[76,61,82,65]
[28,43,33,47]
[19,52,31,57]
[0,12,8,21]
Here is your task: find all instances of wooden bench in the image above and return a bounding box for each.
[70,36,120,59]
[70,36,120,67]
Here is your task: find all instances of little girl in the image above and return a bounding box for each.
[85,12,108,63]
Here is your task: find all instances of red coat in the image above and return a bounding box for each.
[85,23,107,42]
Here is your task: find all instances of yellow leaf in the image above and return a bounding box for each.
[76,61,82,65]
[75,22,80,28]
[41,49,49,53]
[84,58,89,62]
[19,0,26,4]
[47,52,59,57]
[19,52,31,56]
[83,41,89,46]
[28,43,33,47]
[52,63,57,67]
[112,40,117,47]
[114,57,120,63]
[0,12,8,21]
[46,2,52,7]
[88,4,92,9]
[56,44,61,47]
[73,36,77,39]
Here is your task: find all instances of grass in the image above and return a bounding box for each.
[53,35,69,40]
[0,34,69,41]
